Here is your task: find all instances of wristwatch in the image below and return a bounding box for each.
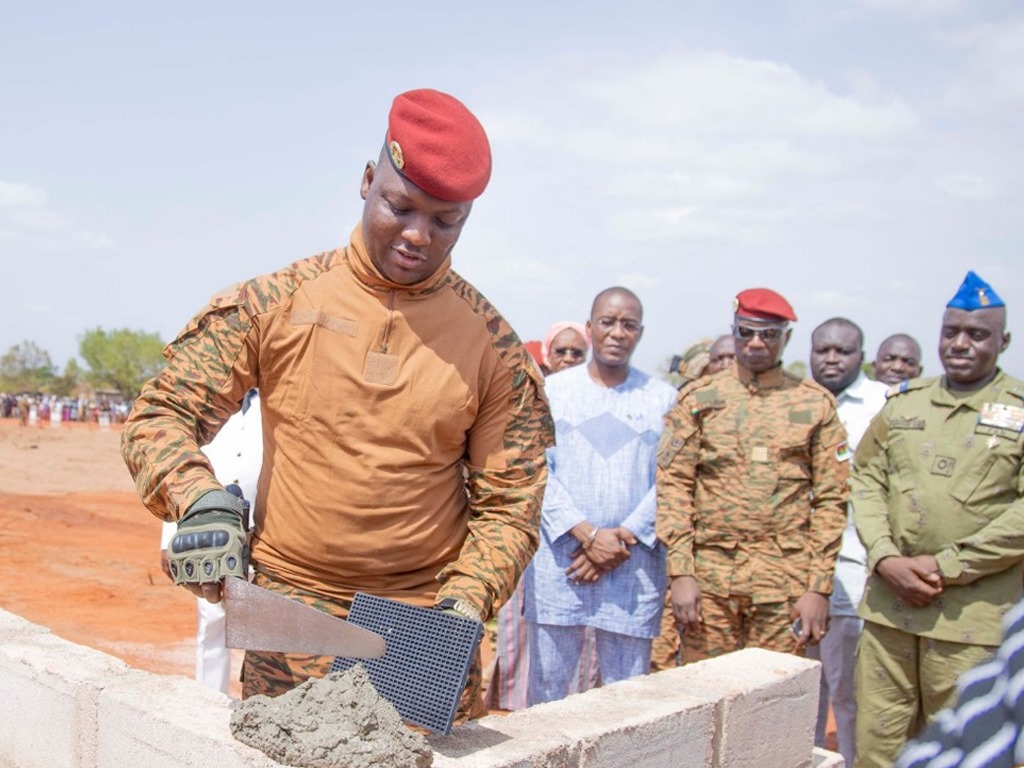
[434,597,480,622]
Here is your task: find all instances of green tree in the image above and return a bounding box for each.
[50,358,84,398]
[78,327,166,400]
[0,340,56,393]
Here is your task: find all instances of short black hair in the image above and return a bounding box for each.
[811,317,864,348]
[590,286,643,319]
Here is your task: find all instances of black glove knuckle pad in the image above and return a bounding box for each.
[167,489,248,586]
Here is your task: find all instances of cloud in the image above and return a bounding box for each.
[855,0,968,17]
[934,174,999,200]
[0,179,115,251]
[944,17,1024,111]
[0,181,47,208]
[485,50,921,247]
[23,303,55,315]
[612,272,662,292]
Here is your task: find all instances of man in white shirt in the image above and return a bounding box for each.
[808,319,887,767]
[159,388,262,693]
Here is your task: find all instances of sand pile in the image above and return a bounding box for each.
[230,665,432,767]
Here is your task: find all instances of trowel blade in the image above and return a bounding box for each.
[224,577,386,658]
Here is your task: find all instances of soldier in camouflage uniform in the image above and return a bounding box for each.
[121,89,553,718]
[852,271,1024,768]
[656,288,848,663]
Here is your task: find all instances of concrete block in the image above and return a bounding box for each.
[0,609,48,641]
[0,627,136,768]
[97,674,286,768]
[812,746,845,767]
[675,648,821,768]
[430,674,718,768]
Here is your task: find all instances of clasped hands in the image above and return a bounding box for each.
[876,554,943,607]
[564,524,636,584]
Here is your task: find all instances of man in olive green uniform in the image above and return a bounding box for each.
[852,271,1024,768]
[657,288,849,662]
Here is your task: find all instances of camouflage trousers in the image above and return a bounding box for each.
[853,621,995,768]
[683,593,802,664]
[650,590,682,671]
[240,571,486,724]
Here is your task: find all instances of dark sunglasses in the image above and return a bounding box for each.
[553,347,586,359]
[732,324,787,342]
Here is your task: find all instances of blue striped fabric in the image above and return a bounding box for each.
[896,596,1024,768]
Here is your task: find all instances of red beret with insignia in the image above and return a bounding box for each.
[733,288,798,322]
[385,89,492,202]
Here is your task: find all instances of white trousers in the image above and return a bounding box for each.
[196,597,230,694]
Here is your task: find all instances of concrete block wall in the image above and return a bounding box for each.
[0,608,842,768]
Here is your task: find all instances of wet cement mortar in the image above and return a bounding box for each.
[230,665,432,767]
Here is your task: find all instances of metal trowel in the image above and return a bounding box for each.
[223,577,386,658]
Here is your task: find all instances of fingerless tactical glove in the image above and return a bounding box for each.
[167,489,248,585]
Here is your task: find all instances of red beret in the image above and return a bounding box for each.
[523,340,545,367]
[733,288,797,322]
[385,89,492,202]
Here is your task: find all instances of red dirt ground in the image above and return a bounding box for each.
[0,418,204,686]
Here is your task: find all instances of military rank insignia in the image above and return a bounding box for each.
[979,402,1024,433]
[389,139,405,170]
[885,380,911,399]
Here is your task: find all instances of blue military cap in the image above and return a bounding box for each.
[946,271,1005,310]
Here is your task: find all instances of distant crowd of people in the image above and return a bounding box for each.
[0,392,130,426]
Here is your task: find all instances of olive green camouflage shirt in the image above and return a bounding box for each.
[852,370,1024,645]
[656,364,849,603]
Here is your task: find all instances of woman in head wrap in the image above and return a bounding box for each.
[541,321,590,375]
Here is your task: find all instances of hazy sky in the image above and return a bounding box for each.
[3,0,1022,381]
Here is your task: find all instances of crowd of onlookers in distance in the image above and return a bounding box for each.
[0,392,130,426]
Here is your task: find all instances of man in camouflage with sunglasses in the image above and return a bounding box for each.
[656,288,849,663]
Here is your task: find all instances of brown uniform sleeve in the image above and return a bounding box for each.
[655,397,701,579]
[436,360,554,621]
[121,281,264,521]
[806,398,850,594]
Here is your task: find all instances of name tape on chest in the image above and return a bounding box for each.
[978,402,1024,433]
[890,417,926,430]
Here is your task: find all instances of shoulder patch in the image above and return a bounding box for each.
[693,388,723,405]
[884,376,935,399]
[677,375,715,399]
[690,387,725,416]
[885,381,908,399]
[789,409,813,424]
